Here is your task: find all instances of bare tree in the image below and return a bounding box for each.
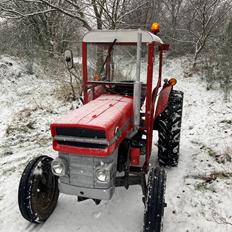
[0,0,82,54]
[216,18,232,100]
[0,0,149,33]
[162,0,183,37]
[1,0,232,63]
[183,0,232,67]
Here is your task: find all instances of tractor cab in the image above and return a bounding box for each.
[81,30,165,103]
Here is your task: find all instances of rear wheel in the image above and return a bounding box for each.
[143,167,166,232]
[157,90,184,166]
[18,156,59,223]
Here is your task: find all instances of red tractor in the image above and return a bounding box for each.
[18,24,183,232]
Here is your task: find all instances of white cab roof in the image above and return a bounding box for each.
[83,30,163,44]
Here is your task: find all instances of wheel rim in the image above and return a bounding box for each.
[31,158,58,218]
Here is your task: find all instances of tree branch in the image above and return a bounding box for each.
[38,0,92,30]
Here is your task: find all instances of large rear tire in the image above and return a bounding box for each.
[143,167,166,232]
[18,156,59,223]
[157,90,183,166]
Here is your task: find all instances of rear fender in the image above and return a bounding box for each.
[154,85,172,121]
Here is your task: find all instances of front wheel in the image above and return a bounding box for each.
[18,156,59,223]
[143,167,166,232]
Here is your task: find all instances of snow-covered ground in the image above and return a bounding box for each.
[0,55,231,232]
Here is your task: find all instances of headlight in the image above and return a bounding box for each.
[95,162,113,183]
[51,157,67,176]
[95,168,110,182]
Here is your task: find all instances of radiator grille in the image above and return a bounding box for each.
[55,127,107,149]
[57,140,107,149]
[56,127,106,138]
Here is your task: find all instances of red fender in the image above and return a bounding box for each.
[154,85,172,120]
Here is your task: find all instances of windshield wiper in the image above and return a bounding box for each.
[99,39,117,75]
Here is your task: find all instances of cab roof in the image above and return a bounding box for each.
[83,30,163,44]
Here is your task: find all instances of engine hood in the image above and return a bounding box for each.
[51,94,134,156]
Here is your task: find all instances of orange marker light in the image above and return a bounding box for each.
[151,22,160,34]
[168,78,177,86]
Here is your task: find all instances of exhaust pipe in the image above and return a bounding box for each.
[133,30,142,129]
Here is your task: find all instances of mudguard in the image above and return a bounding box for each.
[154,85,172,122]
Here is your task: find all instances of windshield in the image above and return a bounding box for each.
[87,43,148,83]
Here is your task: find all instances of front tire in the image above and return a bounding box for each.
[157,90,184,166]
[143,167,166,232]
[18,156,59,223]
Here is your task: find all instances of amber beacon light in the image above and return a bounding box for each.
[151,22,160,35]
[168,78,177,86]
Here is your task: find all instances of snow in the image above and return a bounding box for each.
[33,161,43,176]
[0,17,6,23]
[0,55,232,231]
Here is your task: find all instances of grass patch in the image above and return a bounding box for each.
[0,147,13,157]
[220,119,232,125]
[5,108,36,136]
[204,146,231,163]
[192,171,232,192]
[195,182,214,192]
[215,147,232,163]
[207,147,217,157]
[190,171,232,181]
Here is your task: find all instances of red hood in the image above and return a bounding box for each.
[51,94,134,156]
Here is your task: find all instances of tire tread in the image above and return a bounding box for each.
[156,90,184,166]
